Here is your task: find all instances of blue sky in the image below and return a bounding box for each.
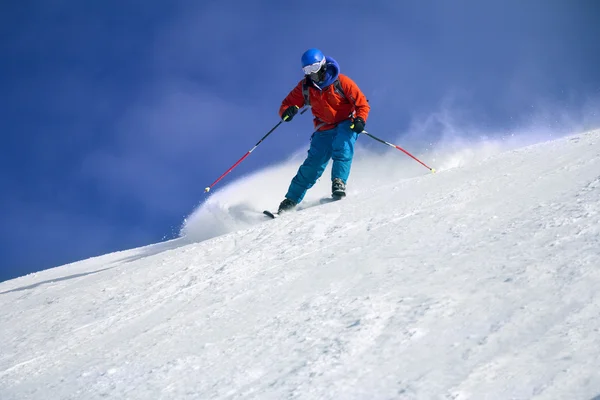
[1,0,599,282]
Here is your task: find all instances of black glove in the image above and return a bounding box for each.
[350,117,365,133]
[282,105,299,122]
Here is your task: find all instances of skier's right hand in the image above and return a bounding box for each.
[282,105,299,122]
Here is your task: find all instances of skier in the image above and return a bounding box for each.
[276,48,370,214]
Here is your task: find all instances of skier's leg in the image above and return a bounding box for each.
[285,129,334,204]
[331,120,359,184]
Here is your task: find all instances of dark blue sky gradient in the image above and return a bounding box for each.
[1,1,599,281]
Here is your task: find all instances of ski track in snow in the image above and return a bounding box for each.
[1,130,600,399]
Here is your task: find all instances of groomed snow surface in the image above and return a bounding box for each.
[1,129,600,400]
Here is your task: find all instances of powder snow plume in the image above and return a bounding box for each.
[180,119,565,244]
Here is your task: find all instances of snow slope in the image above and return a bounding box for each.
[1,130,599,400]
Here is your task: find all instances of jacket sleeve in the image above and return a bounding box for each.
[339,74,370,122]
[279,81,306,118]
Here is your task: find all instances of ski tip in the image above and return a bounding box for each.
[263,210,278,219]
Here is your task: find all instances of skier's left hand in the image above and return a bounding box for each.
[350,117,365,133]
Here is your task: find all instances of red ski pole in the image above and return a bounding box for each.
[360,130,436,173]
[204,107,307,193]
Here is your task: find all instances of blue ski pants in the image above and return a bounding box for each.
[285,120,358,204]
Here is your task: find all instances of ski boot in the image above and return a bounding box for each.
[332,178,346,199]
[278,198,297,214]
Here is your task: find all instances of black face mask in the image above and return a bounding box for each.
[309,64,327,83]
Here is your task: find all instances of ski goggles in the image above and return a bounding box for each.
[302,58,326,75]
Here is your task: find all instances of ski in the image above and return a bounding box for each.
[320,195,344,204]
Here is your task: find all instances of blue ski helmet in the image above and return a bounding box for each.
[301,48,325,68]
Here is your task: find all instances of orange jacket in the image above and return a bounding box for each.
[279,74,370,131]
